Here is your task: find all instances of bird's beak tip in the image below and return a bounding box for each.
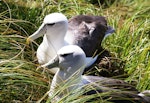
[42,56,59,69]
[26,37,31,45]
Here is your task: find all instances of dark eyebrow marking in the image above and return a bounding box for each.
[47,23,55,26]
[60,53,73,57]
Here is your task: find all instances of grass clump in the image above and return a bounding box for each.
[0,0,149,102]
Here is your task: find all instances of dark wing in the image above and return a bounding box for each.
[82,75,139,93]
[68,15,108,57]
[81,76,148,103]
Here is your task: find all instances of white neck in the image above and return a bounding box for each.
[49,67,84,98]
[45,24,68,51]
[64,31,75,44]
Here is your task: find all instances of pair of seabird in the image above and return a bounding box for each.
[43,45,150,103]
[27,13,114,73]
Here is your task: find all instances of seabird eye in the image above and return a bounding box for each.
[60,54,70,57]
[60,53,73,57]
[47,23,55,26]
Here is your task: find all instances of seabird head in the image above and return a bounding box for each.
[58,45,86,70]
[43,13,67,24]
[44,45,87,74]
[26,13,68,44]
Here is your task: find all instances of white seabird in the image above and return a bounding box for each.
[27,13,114,73]
[43,45,150,103]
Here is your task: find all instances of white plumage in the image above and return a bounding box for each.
[43,45,150,103]
[27,13,114,73]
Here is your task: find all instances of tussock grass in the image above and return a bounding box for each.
[0,0,149,102]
